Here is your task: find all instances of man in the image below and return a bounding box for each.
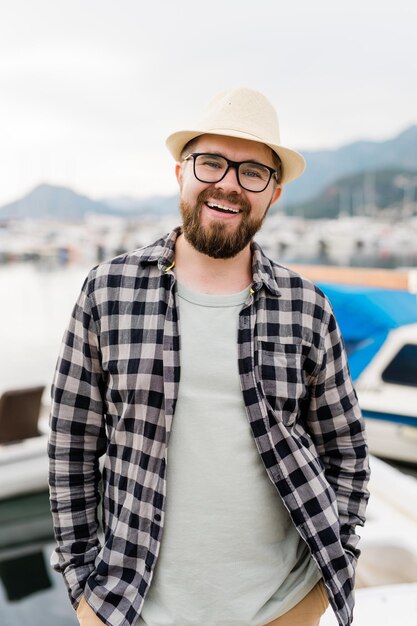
[48,87,370,626]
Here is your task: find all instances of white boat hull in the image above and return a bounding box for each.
[363,411,417,464]
[0,434,48,500]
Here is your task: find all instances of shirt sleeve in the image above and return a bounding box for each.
[307,299,371,564]
[48,276,107,607]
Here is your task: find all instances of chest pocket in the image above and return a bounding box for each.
[257,341,309,426]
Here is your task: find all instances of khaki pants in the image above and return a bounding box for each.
[76,581,329,626]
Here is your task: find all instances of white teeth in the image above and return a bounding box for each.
[207,202,240,214]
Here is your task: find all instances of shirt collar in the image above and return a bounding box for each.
[141,227,282,297]
[137,227,180,271]
[250,240,282,297]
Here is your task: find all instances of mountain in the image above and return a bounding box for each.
[283,125,417,206]
[1,125,416,220]
[0,184,179,221]
[102,194,178,215]
[285,168,417,219]
[0,184,114,220]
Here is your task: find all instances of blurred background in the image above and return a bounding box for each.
[0,1,416,624]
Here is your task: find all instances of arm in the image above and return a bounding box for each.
[307,301,370,563]
[76,596,106,625]
[48,276,107,607]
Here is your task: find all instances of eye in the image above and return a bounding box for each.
[198,155,224,170]
[240,163,269,181]
[244,169,261,179]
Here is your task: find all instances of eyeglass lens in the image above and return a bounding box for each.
[194,154,272,192]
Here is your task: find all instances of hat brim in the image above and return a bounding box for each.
[166,128,305,185]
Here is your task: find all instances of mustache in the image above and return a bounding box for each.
[197,187,251,214]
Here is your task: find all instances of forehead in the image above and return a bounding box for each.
[192,134,274,164]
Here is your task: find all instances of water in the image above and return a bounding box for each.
[0,263,89,392]
[0,491,77,625]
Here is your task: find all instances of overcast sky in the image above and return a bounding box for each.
[0,0,416,205]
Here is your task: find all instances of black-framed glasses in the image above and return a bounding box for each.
[183,152,278,193]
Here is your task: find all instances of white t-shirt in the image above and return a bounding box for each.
[137,283,320,626]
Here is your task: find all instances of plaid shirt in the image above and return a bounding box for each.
[48,228,370,626]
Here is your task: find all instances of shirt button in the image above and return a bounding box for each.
[145,564,151,572]
[154,513,161,522]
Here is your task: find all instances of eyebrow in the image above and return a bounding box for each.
[202,151,273,168]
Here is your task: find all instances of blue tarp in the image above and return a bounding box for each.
[317,283,417,380]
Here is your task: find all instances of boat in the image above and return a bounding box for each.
[316,282,417,464]
[355,323,417,464]
[0,427,48,500]
[0,386,49,500]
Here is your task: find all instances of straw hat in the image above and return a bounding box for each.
[166,87,305,185]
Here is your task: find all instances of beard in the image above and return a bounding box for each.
[180,187,268,259]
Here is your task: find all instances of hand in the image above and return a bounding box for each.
[76,597,106,626]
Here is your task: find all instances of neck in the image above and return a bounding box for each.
[174,233,252,294]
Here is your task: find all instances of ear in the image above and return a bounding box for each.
[175,162,182,186]
[270,184,282,206]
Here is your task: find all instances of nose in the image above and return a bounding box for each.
[214,164,242,194]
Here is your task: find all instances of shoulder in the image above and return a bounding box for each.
[82,231,177,298]
[273,260,329,307]
[253,240,331,314]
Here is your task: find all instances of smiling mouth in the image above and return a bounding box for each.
[206,201,242,215]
